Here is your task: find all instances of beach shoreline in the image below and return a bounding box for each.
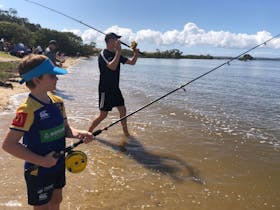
[0,56,84,112]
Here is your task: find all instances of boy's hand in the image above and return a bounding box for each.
[78,131,95,144]
[41,151,58,168]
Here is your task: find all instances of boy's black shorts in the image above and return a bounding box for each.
[99,88,124,111]
[24,168,65,206]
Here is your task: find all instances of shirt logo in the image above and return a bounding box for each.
[12,112,28,127]
[40,124,65,142]
[39,110,50,120]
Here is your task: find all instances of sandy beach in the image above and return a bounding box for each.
[0,56,84,112]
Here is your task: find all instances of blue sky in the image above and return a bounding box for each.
[0,0,279,57]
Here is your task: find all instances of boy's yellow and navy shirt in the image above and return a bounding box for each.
[10,93,67,174]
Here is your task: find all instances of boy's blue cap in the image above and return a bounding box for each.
[19,59,67,84]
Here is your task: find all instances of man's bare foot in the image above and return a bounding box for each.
[119,140,127,152]
[124,132,131,138]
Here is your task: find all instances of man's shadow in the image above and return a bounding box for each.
[95,136,205,185]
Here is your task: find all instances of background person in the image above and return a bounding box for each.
[45,40,63,67]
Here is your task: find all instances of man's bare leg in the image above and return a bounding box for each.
[117,106,130,137]
[88,111,108,132]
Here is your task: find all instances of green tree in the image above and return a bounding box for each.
[0,21,34,46]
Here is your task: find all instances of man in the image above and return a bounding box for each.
[88,32,139,139]
[44,40,63,67]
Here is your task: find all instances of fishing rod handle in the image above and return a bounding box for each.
[53,150,65,158]
[120,41,144,55]
[64,129,102,151]
[59,129,102,155]
[92,129,102,136]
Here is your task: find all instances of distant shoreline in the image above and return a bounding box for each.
[120,49,280,61]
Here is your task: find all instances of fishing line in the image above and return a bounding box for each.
[23,0,279,172]
[24,0,143,53]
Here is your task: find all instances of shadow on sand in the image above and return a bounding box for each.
[95,136,205,185]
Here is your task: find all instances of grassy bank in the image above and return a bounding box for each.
[0,62,18,81]
[0,52,20,81]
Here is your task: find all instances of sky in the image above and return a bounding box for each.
[0,0,279,57]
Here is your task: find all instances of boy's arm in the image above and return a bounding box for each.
[1,129,57,168]
[64,119,94,143]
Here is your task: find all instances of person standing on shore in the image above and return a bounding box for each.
[2,54,94,210]
[88,32,139,140]
[44,40,63,67]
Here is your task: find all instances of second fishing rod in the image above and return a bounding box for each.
[24,0,143,54]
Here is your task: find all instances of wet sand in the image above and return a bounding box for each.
[1,115,279,210]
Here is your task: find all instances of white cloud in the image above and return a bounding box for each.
[136,29,162,45]
[62,22,280,50]
[81,29,101,44]
[62,29,82,36]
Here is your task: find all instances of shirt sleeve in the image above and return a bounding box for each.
[10,104,34,132]
[49,94,67,119]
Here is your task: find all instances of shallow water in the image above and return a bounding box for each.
[0,57,279,209]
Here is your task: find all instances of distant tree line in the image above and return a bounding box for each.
[122,48,214,59]
[0,8,98,56]
[1,8,261,60]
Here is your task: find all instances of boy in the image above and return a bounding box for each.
[2,54,94,210]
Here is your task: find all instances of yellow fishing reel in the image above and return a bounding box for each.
[65,150,87,173]
[130,41,138,49]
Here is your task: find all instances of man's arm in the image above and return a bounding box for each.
[126,48,139,65]
[107,49,121,71]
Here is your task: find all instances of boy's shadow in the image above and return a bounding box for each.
[96,136,205,184]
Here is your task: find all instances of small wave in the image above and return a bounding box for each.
[8,93,28,110]
[1,200,22,207]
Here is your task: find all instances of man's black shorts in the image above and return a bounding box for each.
[99,88,124,111]
[24,168,65,206]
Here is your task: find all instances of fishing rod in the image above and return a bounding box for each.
[27,34,280,174]
[64,33,280,149]
[24,0,143,53]
[23,0,279,173]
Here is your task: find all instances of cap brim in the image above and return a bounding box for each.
[51,66,68,75]
[19,59,67,84]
